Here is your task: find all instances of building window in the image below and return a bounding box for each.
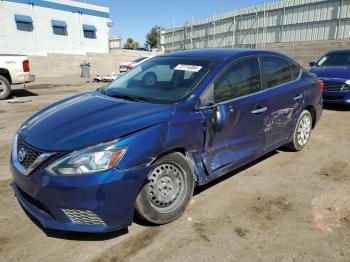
[15,15,33,32]
[83,25,97,39]
[51,20,67,36]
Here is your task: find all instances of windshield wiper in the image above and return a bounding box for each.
[109,93,152,102]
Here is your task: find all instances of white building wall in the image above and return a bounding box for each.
[0,0,111,55]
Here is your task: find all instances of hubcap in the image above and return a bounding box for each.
[146,162,186,213]
[0,80,5,95]
[297,115,312,146]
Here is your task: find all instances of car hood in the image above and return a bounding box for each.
[18,92,175,151]
[310,66,350,81]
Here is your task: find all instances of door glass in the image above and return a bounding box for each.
[261,57,293,88]
[291,63,301,80]
[214,57,261,103]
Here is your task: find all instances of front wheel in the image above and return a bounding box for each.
[135,152,194,225]
[285,110,313,151]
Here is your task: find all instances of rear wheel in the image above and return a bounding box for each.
[135,152,194,225]
[0,75,11,100]
[285,110,313,151]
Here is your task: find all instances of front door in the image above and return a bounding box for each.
[201,57,269,176]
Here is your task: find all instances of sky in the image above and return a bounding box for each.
[81,0,276,46]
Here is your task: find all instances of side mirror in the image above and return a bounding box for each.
[309,61,316,67]
[211,104,227,131]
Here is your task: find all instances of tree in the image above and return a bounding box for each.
[124,38,140,49]
[145,25,160,49]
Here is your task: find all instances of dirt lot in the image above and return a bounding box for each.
[0,84,349,262]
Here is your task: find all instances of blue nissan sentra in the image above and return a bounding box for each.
[11,49,323,233]
[310,49,350,105]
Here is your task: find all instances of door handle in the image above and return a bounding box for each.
[293,94,303,101]
[251,107,267,114]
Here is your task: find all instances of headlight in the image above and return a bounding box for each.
[342,80,350,91]
[47,141,127,176]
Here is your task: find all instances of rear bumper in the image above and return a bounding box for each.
[11,158,152,233]
[24,74,35,83]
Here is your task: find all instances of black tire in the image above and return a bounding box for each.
[135,152,194,225]
[0,75,11,100]
[285,110,313,151]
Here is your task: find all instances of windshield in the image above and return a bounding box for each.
[105,56,218,103]
[317,53,350,67]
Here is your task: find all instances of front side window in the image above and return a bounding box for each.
[291,63,302,80]
[214,57,261,103]
[261,57,292,89]
[317,53,350,67]
[105,56,218,103]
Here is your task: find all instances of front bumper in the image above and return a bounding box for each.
[323,90,350,104]
[24,74,35,83]
[11,159,152,233]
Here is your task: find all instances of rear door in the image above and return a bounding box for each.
[259,56,305,151]
[201,56,269,176]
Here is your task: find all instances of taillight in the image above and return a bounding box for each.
[22,60,30,72]
[316,79,324,91]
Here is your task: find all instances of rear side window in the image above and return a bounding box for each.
[261,57,292,89]
[214,57,261,103]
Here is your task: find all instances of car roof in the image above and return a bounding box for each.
[164,48,288,60]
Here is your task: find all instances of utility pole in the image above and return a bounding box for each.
[172,19,175,51]
[191,16,194,49]
[336,0,344,39]
[232,16,235,48]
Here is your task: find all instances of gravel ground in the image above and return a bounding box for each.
[0,84,349,262]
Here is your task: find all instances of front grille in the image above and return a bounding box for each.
[324,82,343,91]
[17,138,43,169]
[16,136,66,174]
[63,209,106,226]
[32,152,66,175]
[323,94,345,101]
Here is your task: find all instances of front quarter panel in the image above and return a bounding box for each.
[116,102,207,184]
[165,103,207,184]
[116,123,169,169]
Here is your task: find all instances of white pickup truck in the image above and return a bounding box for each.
[0,55,35,99]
